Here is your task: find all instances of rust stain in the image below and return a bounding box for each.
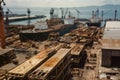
[35,48,51,59]
[43,57,59,67]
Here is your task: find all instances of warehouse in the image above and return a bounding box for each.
[102,21,120,67]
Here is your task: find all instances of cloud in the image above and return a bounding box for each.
[102,0,120,5]
[5,0,120,7]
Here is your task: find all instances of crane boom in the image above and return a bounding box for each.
[50,8,54,19]
[75,9,80,19]
[60,8,64,19]
[0,0,6,49]
[64,8,68,18]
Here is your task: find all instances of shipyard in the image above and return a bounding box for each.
[0,0,120,80]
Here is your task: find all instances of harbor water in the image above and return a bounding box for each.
[3,7,120,25]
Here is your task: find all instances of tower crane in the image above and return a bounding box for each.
[75,9,80,19]
[0,0,6,49]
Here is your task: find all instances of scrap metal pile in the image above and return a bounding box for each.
[60,26,102,44]
[0,24,103,80]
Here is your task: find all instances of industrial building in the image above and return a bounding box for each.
[102,21,120,67]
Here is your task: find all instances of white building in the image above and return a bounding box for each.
[102,21,120,67]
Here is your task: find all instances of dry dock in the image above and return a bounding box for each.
[0,23,107,80]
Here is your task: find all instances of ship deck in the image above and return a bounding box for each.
[21,24,64,33]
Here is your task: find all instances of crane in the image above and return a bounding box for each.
[5,8,11,26]
[0,0,6,49]
[101,9,113,21]
[114,10,117,20]
[95,8,99,17]
[60,8,64,19]
[68,11,71,18]
[75,9,80,19]
[64,8,68,19]
[50,8,54,19]
[27,8,31,25]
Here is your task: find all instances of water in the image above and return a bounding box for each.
[10,18,47,25]
[3,6,120,25]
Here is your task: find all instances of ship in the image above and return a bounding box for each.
[86,9,101,27]
[86,16,101,27]
[19,18,77,41]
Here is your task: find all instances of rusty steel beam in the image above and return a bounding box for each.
[0,1,6,49]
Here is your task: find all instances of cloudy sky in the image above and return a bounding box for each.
[5,0,120,7]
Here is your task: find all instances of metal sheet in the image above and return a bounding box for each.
[71,44,84,55]
[8,48,52,75]
[105,21,120,29]
[32,48,71,78]
[102,39,120,50]
[103,29,120,39]
[8,44,62,76]
[0,48,13,55]
[103,21,120,50]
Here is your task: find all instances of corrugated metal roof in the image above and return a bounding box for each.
[102,39,120,50]
[102,21,120,50]
[105,21,120,29]
[103,29,120,39]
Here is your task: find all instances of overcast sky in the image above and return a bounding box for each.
[5,0,120,7]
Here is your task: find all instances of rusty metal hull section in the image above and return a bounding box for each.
[19,24,77,41]
[7,44,63,78]
[71,44,84,56]
[28,48,71,80]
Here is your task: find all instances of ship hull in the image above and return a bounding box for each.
[87,22,101,27]
[19,24,77,41]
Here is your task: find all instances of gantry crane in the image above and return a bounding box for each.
[0,0,6,49]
